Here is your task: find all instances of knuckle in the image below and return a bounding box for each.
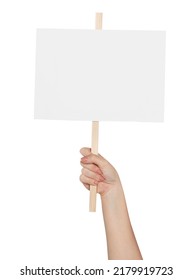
[97,167,102,174]
[95,174,101,181]
[90,154,96,161]
[89,154,93,161]
[93,165,99,172]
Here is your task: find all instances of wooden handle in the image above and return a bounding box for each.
[89,121,99,212]
[89,13,103,212]
[95,13,103,30]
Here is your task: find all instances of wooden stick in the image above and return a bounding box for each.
[89,121,99,212]
[95,12,103,30]
[89,13,103,212]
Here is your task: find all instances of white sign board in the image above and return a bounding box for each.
[34,29,165,122]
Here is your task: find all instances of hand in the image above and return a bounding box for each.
[80,147,122,196]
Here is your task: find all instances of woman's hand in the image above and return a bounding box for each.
[80,147,122,196]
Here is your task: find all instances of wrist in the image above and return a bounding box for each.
[100,182,130,226]
[100,181,124,201]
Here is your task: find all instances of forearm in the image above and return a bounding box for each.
[101,184,142,260]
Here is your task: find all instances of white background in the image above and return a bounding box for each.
[0,0,192,279]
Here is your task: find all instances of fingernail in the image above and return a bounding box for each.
[81,156,87,162]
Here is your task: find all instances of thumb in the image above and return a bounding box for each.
[80,147,91,157]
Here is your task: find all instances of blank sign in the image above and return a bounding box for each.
[34,29,165,122]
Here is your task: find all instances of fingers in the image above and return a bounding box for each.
[81,167,105,182]
[79,147,108,192]
[80,148,108,169]
[79,174,99,187]
[80,153,108,169]
[80,162,103,175]
[79,161,105,189]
